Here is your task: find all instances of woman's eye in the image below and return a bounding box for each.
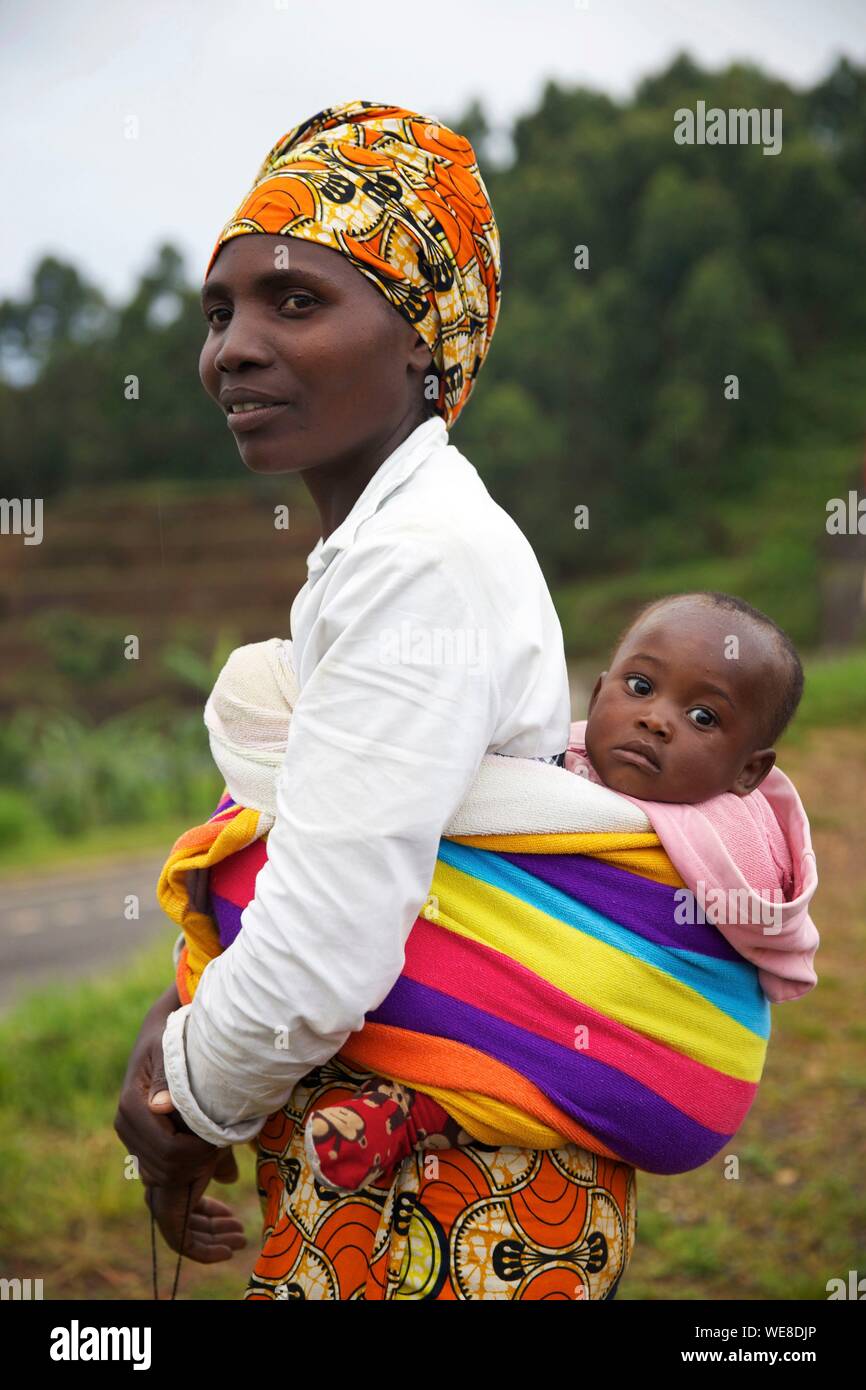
[688,706,717,728]
[205,306,230,326]
[626,675,652,696]
[280,292,318,312]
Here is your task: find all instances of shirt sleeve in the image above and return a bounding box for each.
[161,531,499,1145]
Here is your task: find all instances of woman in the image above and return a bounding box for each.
[115,101,637,1300]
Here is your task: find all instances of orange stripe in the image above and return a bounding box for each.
[175,946,193,1006]
[339,1023,622,1160]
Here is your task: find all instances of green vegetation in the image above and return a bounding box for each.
[459,59,866,596]
[0,698,222,867]
[2,55,864,645]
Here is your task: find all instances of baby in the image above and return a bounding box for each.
[191,589,820,1193]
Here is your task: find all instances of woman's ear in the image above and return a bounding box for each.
[730,748,776,797]
[406,333,438,409]
[405,329,434,371]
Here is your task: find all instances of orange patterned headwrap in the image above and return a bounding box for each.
[205,100,501,427]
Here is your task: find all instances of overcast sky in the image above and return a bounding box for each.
[2,0,864,302]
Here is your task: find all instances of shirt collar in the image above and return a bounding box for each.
[306,416,448,584]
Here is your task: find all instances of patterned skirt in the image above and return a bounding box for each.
[245,1057,637,1301]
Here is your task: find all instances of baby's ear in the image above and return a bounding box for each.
[730,748,776,797]
[587,671,607,716]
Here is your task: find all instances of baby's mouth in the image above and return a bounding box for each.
[610,740,661,774]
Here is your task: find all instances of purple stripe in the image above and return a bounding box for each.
[369,976,739,1174]
[498,850,743,961]
[210,892,243,948]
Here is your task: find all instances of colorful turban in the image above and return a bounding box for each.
[205,100,501,427]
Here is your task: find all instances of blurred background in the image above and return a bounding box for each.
[0,0,864,1300]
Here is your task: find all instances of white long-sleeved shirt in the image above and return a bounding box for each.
[162,415,571,1145]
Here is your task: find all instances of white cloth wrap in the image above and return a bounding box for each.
[203,637,651,837]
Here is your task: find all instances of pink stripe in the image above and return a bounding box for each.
[208,838,267,906]
[402,917,755,1133]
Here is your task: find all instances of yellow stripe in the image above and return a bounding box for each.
[179,910,222,991]
[448,831,685,887]
[417,1083,570,1147]
[156,805,263,996]
[426,858,766,1081]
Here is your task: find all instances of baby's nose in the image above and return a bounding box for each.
[638,712,671,738]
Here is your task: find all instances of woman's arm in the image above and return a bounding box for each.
[161,531,500,1144]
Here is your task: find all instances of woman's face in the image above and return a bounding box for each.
[199,233,434,474]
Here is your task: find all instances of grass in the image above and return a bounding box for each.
[0,940,262,1300]
[0,814,200,875]
[0,722,863,1299]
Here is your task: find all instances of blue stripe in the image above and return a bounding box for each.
[436,839,771,1039]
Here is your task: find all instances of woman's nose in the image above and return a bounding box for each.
[214,315,274,373]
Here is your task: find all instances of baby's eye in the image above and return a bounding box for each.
[626,675,652,696]
[688,706,717,728]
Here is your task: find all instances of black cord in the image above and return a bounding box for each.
[150,1194,158,1302]
[150,1182,193,1300]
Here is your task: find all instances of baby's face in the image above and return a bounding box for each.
[584,601,777,804]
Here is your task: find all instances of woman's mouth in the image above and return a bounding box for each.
[226,401,290,432]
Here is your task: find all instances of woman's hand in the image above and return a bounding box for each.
[114,983,218,1187]
[146,1159,247,1264]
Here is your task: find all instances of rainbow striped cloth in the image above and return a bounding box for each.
[157,771,770,1175]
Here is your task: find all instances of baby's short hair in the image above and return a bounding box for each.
[613,590,805,748]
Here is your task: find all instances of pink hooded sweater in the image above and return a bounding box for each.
[565,720,820,1003]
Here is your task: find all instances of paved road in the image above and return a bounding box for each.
[0,853,169,1010]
